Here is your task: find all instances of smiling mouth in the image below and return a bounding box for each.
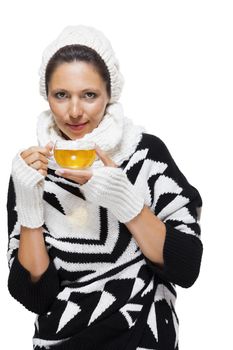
[67,122,88,126]
[66,122,88,131]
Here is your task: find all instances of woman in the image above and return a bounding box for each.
[7,25,203,350]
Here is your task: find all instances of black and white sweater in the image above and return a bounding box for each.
[7,131,203,350]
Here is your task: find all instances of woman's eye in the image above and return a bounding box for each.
[55,92,67,99]
[85,92,96,99]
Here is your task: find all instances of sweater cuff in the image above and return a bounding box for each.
[11,150,45,187]
[8,254,60,314]
[145,223,203,288]
[11,151,45,228]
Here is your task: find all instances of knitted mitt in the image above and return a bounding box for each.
[11,151,45,228]
[80,166,145,223]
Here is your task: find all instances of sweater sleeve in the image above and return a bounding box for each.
[6,176,60,314]
[142,135,203,288]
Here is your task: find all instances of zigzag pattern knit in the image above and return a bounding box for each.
[7,133,203,350]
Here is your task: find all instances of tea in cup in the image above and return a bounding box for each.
[53,140,96,169]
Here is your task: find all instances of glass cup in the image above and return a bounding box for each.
[53,140,97,169]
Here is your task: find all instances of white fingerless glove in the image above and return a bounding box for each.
[11,151,45,228]
[80,166,145,223]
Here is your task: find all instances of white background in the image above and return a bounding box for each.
[1,0,232,349]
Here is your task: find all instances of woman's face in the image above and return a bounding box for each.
[47,61,110,140]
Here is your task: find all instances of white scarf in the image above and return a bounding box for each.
[36,102,146,170]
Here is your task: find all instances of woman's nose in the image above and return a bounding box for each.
[69,98,83,118]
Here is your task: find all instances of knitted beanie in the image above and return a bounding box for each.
[39,25,124,104]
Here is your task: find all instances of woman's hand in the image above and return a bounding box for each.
[20,142,54,177]
[11,142,54,228]
[54,144,144,223]
[54,145,118,184]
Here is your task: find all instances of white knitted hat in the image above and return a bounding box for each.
[39,25,124,103]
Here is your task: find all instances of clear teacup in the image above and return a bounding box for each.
[53,140,97,169]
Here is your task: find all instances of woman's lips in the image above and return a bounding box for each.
[67,122,88,131]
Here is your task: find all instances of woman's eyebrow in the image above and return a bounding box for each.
[50,88,100,93]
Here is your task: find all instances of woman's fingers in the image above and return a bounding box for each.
[55,168,92,184]
[30,160,48,171]
[20,143,54,177]
[56,169,92,177]
[38,169,47,176]
[21,145,52,160]
[62,176,89,185]
[45,141,54,155]
[95,145,118,168]
[24,152,49,166]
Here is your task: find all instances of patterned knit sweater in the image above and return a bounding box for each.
[7,132,203,350]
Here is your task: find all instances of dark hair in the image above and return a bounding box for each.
[45,44,111,98]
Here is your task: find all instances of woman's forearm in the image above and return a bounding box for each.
[18,226,50,282]
[125,205,166,267]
